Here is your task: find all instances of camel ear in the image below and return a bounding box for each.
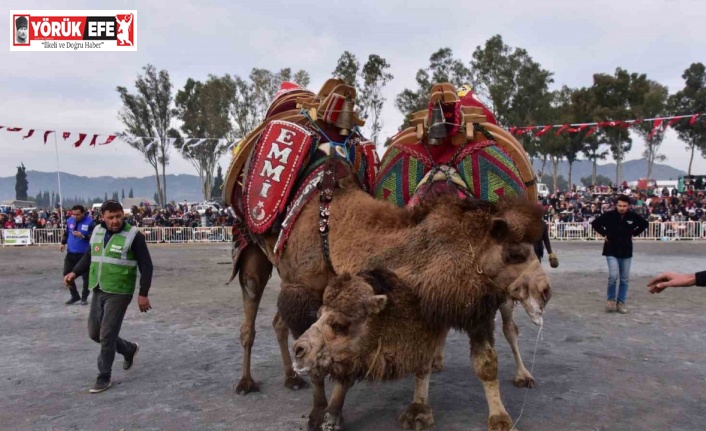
[366,295,388,315]
[490,217,509,241]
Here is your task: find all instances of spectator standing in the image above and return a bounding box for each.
[60,205,95,305]
[590,195,649,314]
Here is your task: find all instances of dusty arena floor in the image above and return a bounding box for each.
[1,241,705,431]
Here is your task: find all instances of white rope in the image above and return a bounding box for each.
[510,320,544,430]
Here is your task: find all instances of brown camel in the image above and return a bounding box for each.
[293,269,448,431]
[268,174,550,431]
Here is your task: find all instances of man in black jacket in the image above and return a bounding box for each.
[590,195,649,314]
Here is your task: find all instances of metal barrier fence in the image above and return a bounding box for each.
[3,222,706,246]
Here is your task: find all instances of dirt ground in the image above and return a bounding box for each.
[1,241,706,431]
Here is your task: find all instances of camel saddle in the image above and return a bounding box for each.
[375,83,537,207]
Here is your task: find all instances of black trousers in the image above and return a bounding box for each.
[87,288,137,379]
[63,252,89,300]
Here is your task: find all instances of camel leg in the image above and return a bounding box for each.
[499,300,535,388]
[234,246,272,395]
[273,311,309,391]
[399,367,435,430]
[469,312,515,431]
[307,372,328,431]
[319,380,354,431]
[431,327,450,373]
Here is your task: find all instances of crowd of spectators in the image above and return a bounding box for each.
[1,201,236,231]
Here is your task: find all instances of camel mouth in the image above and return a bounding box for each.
[520,297,544,327]
[292,362,311,375]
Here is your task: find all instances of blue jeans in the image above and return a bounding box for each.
[606,256,632,304]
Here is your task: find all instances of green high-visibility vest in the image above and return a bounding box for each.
[88,224,139,295]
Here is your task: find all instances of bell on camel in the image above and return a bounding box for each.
[428,104,447,145]
[334,97,354,135]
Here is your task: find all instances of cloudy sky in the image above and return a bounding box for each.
[1,0,704,180]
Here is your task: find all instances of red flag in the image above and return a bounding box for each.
[555,124,570,135]
[22,130,35,139]
[689,113,700,126]
[585,126,599,137]
[0,126,3,130]
[667,117,682,128]
[648,119,663,139]
[43,131,53,144]
[100,135,116,145]
[508,127,518,135]
[63,132,71,140]
[7,127,22,132]
[73,133,87,147]
[89,134,99,146]
[534,125,552,137]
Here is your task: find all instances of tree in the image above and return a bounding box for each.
[121,188,126,199]
[581,174,612,187]
[561,86,602,187]
[153,191,159,203]
[112,191,120,201]
[230,67,310,140]
[129,187,134,198]
[631,81,669,179]
[395,48,472,129]
[332,51,360,88]
[591,68,650,185]
[669,63,706,177]
[359,54,393,144]
[15,163,28,200]
[211,165,224,199]
[174,75,234,200]
[104,192,108,202]
[117,64,176,206]
[469,35,554,127]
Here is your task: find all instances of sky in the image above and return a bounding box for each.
[1,0,705,180]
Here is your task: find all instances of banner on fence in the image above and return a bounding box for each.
[2,229,32,245]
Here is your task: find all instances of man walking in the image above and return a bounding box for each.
[64,200,153,393]
[591,195,649,314]
[61,205,94,305]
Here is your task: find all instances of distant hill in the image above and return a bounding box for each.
[532,159,687,184]
[0,170,204,202]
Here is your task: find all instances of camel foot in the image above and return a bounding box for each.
[513,370,536,388]
[399,402,434,430]
[308,407,325,431]
[318,412,344,431]
[233,377,260,395]
[488,413,514,431]
[285,374,309,391]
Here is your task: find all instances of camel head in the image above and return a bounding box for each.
[470,198,552,326]
[411,194,551,326]
[292,271,391,375]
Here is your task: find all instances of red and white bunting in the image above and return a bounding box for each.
[508,113,705,136]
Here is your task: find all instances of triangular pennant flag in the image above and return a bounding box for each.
[555,125,570,136]
[22,130,35,139]
[144,138,159,152]
[667,117,682,128]
[689,113,700,126]
[63,132,71,140]
[0,126,4,130]
[89,134,99,146]
[43,131,53,144]
[7,127,22,132]
[73,133,87,147]
[648,119,663,139]
[584,126,599,137]
[99,135,116,145]
[534,125,552,137]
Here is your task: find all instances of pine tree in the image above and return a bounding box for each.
[122,188,126,199]
[104,192,108,202]
[129,188,134,198]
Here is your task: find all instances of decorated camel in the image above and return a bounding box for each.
[222,80,551,430]
[374,83,540,388]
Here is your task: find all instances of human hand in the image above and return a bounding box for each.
[549,253,559,268]
[59,244,65,252]
[63,272,76,288]
[648,272,696,294]
[138,295,152,313]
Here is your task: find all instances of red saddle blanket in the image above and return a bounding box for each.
[243,120,315,234]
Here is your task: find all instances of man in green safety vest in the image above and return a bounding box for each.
[64,200,154,394]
